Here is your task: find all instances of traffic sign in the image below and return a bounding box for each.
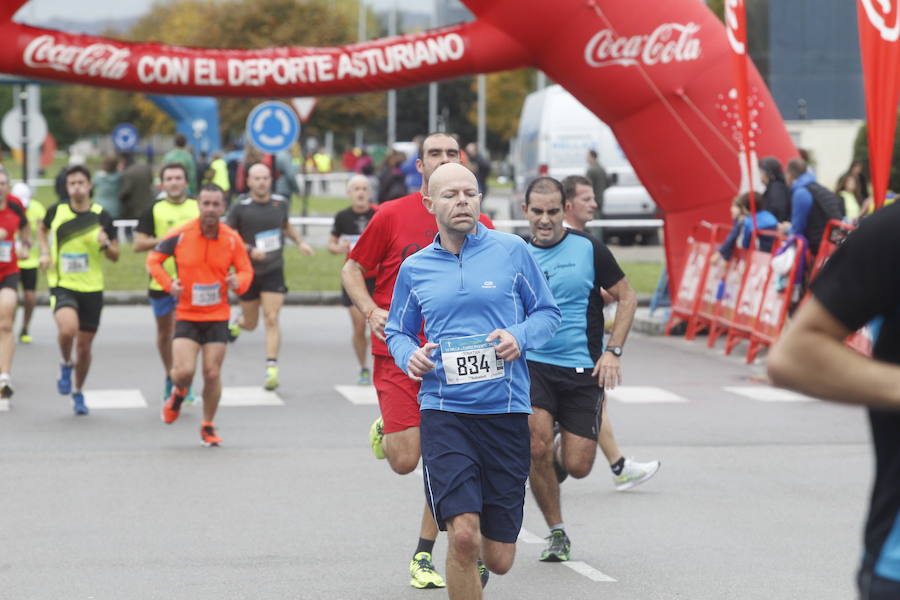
[291,97,318,123]
[246,101,299,153]
[1,108,47,150]
[112,123,139,152]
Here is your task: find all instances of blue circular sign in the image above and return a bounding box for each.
[112,123,139,152]
[245,101,300,154]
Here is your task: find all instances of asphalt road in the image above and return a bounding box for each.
[0,306,871,599]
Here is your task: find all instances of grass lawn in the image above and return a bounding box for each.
[620,261,663,296]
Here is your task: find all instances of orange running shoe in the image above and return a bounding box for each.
[161,390,185,424]
[200,423,221,447]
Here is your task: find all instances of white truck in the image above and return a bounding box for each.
[512,84,659,245]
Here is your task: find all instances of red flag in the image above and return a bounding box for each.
[858,0,900,210]
[725,0,757,223]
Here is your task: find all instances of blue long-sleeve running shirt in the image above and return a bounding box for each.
[386,223,561,414]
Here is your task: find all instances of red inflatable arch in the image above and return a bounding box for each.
[0,0,796,289]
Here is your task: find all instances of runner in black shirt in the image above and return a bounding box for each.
[226,163,314,390]
[769,203,900,599]
[328,174,377,385]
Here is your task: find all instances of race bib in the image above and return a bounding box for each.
[192,282,221,306]
[255,229,282,252]
[61,252,89,273]
[0,241,12,263]
[440,334,505,385]
[340,234,361,250]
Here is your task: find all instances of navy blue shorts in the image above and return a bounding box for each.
[420,409,530,544]
[859,554,900,599]
[149,291,177,318]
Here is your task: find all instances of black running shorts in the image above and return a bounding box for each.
[174,320,229,345]
[527,359,604,441]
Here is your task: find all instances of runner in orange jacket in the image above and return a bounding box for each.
[147,184,252,446]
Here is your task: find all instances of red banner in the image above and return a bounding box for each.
[857,0,900,210]
[725,0,757,216]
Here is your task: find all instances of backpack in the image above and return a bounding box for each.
[803,182,844,257]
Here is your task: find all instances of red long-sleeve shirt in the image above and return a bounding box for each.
[147,219,252,321]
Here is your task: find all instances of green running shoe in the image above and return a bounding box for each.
[369,416,385,460]
[478,559,490,589]
[540,529,571,562]
[264,366,279,391]
[409,552,445,589]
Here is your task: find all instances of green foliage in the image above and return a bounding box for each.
[853,120,900,192]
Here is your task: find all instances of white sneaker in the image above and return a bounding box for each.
[613,457,660,491]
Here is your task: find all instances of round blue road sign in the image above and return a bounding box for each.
[245,101,300,154]
[112,123,139,152]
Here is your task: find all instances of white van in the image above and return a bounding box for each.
[512,85,659,244]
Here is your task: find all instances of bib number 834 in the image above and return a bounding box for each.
[457,354,491,376]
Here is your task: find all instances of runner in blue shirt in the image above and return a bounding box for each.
[523,176,640,562]
[386,163,560,596]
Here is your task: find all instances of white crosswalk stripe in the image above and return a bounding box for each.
[218,386,284,407]
[84,389,147,409]
[334,385,378,405]
[723,386,816,403]
[607,386,689,404]
[563,561,618,582]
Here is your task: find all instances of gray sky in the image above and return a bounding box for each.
[15,0,430,23]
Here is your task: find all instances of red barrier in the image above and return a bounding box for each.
[808,219,856,283]
[724,247,773,356]
[707,248,747,347]
[746,237,804,363]
[665,223,717,336]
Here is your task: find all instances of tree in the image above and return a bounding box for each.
[466,69,535,154]
[853,120,899,193]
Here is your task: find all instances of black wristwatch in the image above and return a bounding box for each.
[606,345,623,357]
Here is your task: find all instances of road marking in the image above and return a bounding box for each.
[334,385,378,405]
[607,386,688,404]
[517,528,544,544]
[219,387,284,407]
[563,561,618,582]
[84,389,147,409]
[723,386,816,403]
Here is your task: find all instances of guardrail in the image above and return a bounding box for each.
[111,217,664,243]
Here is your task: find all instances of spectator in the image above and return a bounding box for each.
[758,156,791,223]
[93,155,123,218]
[341,146,359,171]
[712,192,778,264]
[848,159,869,204]
[162,134,198,195]
[274,149,301,202]
[835,172,862,223]
[780,158,844,258]
[208,151,231,203]
[118,152,155,219]
[354,149,373,175]
[377,151,407,204]
[196,151,211,187]
[313,148,333,194]
[400,135,424,193]
[465,142,491,196]
[585,149,608,217]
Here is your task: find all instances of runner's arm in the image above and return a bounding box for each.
[505,242,561,352]
[132,206,157,252]
[231,234,254,295]
[768,296,900,409]
[38,222,51,270]
[604,276,636,349]
[385,263,424,374]
[342,258,383,320]
[98,212,120,262]
[132,232,158,252]
[282,220,314,255]
[147,242,175,292]
[327,234,350,255]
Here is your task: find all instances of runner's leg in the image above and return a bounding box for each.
[260,291,284,361]
[560,428,599,479]
[54,307,78,364]
[20,289,35,337]
[445,513,483,600]
[155,311,175,374]
[481,537,516,575]
[200,342,226,423]
[237,298,260,331]
[73,330,96,391]
[597,402,623,464]
[170,337,201,389]
[349,305,368,369]
[0,288,17,374]
[529,407,562,527]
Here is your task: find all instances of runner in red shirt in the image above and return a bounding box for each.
[0,170,30,402]
[341,133,494,590]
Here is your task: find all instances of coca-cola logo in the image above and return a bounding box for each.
[584,23,702,68]
[725,0,745,55]
[861,0,900,42]
[23,35,130,80]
